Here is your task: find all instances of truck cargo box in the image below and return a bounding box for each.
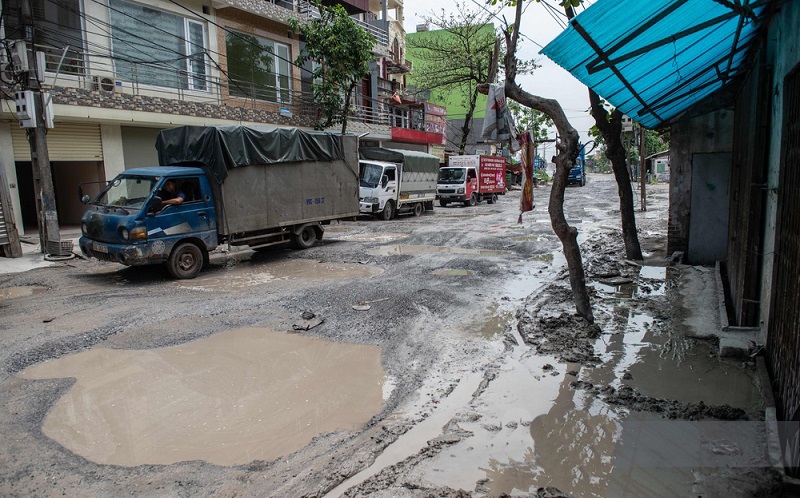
[156,125,360,236]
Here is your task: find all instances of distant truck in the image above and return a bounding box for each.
[358,148,439,220]
[567,143,587,186]
[437,155,506,207]
[78,126,360,279]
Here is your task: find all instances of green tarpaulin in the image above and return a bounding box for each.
[156,125,344,183]
[359,147,440,174]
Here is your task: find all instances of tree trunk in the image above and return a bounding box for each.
[458,89,480,154]
[341,83,356,135]
[587,90,643,260]
[477,0,593,322]
[506,87,594,322]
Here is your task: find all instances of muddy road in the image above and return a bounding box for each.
[0,174,776,496]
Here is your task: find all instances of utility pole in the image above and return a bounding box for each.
[20,0,61,253]
[639,123,647,211]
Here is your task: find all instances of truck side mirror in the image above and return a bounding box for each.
[381,175,389,189]
[81,194,91,204]
[149,196,163,215]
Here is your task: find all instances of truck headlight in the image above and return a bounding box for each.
[130,226,147,240]
[81,222,88,235]
[365,197,379,204]
[457,188,465,194]
[121,228,129,240]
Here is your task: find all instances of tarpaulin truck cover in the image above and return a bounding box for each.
[359,147,440,175]
[155,125,345,183]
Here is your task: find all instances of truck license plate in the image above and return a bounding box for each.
[93,242,108,254]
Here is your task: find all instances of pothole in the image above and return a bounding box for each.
[181,260,383,291]
[0,286,47,299]
[431,269,472,276]
[19,327,386,466]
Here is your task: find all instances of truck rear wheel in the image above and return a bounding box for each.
[439,199,449,207]
[381,200,395,221]
[413,203,424,217]
[488,194,498,204]
[167,242,204,279]
[292,224,317,249]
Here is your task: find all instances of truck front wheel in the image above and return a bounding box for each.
[167,242,204,279]
[381,200,395,221]
[292,224,317,249]
[439,199,449,207]
[465,193,477,207]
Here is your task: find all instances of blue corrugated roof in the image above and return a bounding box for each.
[541,0,773,128]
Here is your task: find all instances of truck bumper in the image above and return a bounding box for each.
[79,237,167,266]
[359,201,380,214]
[437,194,467,201]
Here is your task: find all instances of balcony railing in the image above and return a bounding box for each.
[296,0,389,49]
[26,45,435,133]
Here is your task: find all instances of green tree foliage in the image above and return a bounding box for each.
[290,1,374,133]
[407,3,497,153]
[509,101,553,142]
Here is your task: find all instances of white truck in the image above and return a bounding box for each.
[358,148,439,220]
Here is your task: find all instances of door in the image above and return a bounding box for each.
[687,153,731,264]
[380,166,397,209]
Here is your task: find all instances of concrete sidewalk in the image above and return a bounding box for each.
[0,232,81,275]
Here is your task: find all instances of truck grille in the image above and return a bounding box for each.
[88,250,118,262]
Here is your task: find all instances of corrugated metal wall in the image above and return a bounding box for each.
[768,65,800,426]
[727,52,770,326]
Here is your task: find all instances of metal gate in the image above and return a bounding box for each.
[768,63,800,475]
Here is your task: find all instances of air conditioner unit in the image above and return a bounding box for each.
[92,75,116,92]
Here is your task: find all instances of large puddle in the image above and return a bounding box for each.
[20,327,385,466]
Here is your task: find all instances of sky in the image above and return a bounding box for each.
[400,0,597,145]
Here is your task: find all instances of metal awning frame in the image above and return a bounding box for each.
[543,0,775,128]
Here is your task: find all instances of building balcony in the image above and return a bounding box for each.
[25,45,419,136]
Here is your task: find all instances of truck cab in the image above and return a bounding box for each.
[437,166,479,206]
[359,160,399,220]
[79,167,218,278]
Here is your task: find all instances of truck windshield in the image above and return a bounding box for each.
[360,163,384,188]
[438,168,465,184]
[96,176,158,209]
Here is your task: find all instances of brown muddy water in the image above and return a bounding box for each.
[348,264,765,496]
[19,327,385,466]
[0,286,47,299]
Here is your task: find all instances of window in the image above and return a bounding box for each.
[3,0,85,74]
[109,0,207,91]
[225,31,291,103]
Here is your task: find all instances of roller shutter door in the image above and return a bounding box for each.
[11,123,103,161]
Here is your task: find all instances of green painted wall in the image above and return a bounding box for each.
[405,24,493,120]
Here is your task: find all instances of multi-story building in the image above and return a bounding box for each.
[0,0,442,241]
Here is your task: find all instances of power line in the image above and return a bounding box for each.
[467,0,546,50]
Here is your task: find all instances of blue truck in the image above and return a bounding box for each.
[78,126,360,278]
[567,144,587,186]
